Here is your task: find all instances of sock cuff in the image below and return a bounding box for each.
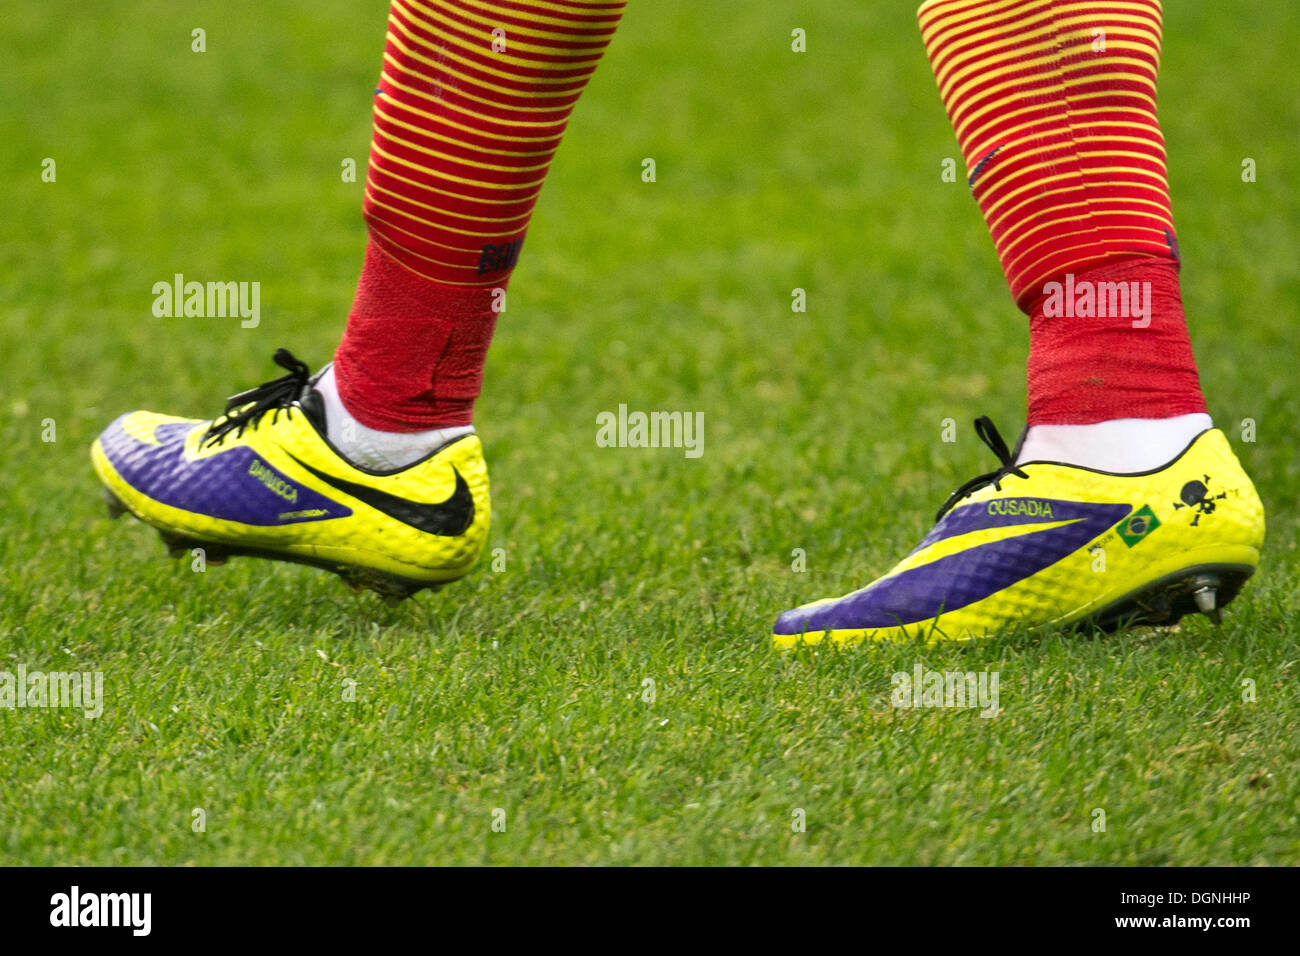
[332,243,501,431]
[1026,258,1206,425]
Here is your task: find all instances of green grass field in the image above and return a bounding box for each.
[3,0,1298,865]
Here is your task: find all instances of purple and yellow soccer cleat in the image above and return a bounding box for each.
[773,417,1265,646]
[91,349,490,603]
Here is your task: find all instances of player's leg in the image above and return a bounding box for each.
[929,0,1204,469]
[773,0,1264,645]
[91,0,626,601]
[326,0,624,470]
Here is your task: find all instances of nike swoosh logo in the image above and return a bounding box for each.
[906,515,1079,565]
[287,454,475,537]
[783,500,1131,632]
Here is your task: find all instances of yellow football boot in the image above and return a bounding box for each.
[773,416,1264,646]
[91,349,490,602]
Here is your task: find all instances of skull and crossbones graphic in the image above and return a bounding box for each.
[1173,475,1227,526]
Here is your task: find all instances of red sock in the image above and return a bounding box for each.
[919,0,1206,425]
[334,0,626,431]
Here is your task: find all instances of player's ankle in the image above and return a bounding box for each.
[1016,413,1213,472]
[314,365,472,471]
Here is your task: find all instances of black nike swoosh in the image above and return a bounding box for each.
[287,454,475,537]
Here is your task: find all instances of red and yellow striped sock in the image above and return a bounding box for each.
[919,0,1206,425]
[335,0,625,430]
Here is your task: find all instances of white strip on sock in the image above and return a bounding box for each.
[314,365,473,471]
[1016,413,1213,473]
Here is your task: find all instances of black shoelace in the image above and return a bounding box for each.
[202,348,311,448]
[934,416,1029,522]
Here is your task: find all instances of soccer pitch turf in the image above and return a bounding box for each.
[3,0,1298,865]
